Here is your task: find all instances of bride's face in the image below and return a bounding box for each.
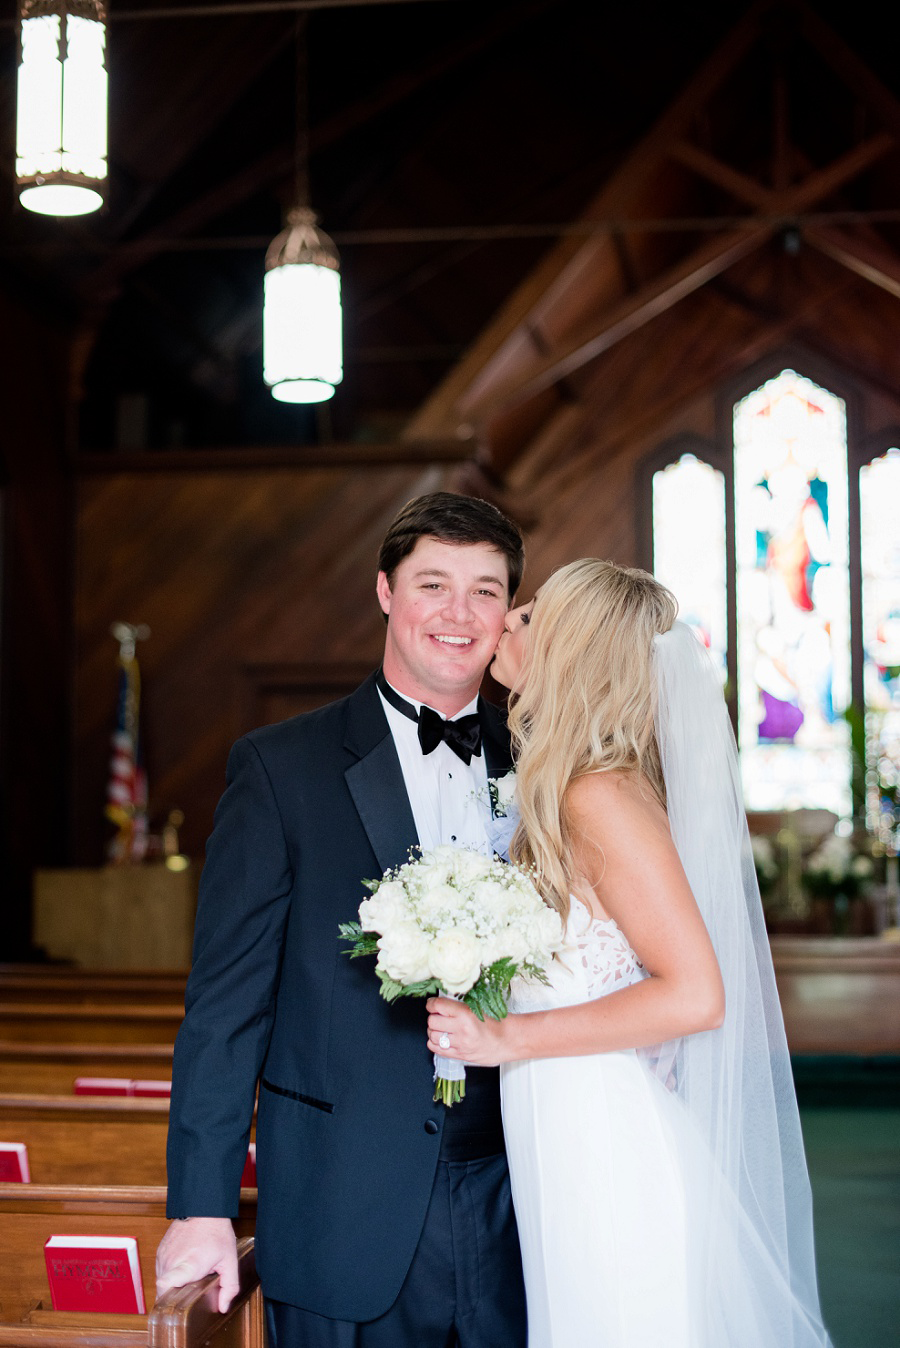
[491,599,534,690]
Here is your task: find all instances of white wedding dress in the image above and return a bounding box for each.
[500,897,831,1348]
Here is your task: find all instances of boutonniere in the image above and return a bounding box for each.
[485,771,519,862]
[488,770,518,819]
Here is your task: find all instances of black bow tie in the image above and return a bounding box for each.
[377,670,483,765]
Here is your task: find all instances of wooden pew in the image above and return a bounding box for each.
[0,1185,258,1348]
[0,1096,171,1186]
[0,1096,256,1188]
[0,1007,184,1047]
[0,1044,173,1095]
[0,974,187,1007]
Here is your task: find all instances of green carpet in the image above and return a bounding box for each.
[801,1107,900,1347]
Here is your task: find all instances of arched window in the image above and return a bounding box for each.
[648,364,900,824]
[860,447,900,843]
[734,371,851,814]
[652,451,727,681]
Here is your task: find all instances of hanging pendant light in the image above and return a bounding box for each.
[264,206,343,404]
[262,17,342,406]
[16,0,108,218]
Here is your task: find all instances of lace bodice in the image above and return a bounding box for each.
[509,897,646,1013]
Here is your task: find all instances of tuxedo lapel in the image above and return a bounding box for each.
[479,697,514,781]
[344,675,419,876]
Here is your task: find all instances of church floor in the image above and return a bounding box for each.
[798,1060,900,1348]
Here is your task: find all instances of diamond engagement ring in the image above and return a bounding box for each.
[439,1033,451,1049]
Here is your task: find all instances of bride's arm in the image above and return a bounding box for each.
[426,771,725,1065]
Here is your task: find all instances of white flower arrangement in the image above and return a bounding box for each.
[340,843,563,1104]
[803,832,874,900]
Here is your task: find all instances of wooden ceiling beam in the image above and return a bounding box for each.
[83,0,555,298]
[74,440,472,472]
[670,133,893,216]
[803,225,900,304]
[465,131,896,424]
[405,0,773,438]
[775,133,894,214]
[460,226,774,422]
[668,142,772,210]
[526,276,854,501]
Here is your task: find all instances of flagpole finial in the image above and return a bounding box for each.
[110,621,150,663]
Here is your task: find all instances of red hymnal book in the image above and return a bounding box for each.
[44,1235,146,1314]
[73,1078,134,1097]
[131,1080,171,1098]
[0,1142,30,1182]
[240,1142,257,1187]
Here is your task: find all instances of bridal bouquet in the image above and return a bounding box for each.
[340,844,563,1104]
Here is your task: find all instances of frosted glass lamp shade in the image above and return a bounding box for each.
[16,4,108,217]
[264,264,343,402]
[263,208,343,404]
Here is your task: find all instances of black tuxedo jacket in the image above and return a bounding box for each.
[166,672,513,1320]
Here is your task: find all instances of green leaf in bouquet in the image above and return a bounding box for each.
[463,957,520,1022]
[375,970,407,1001]
[337,922,379,959]
[463,981,489,1022]
[375,969,441,1002]
[400,977,442,999]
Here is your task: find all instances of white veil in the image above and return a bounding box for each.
[649,621,832,1346]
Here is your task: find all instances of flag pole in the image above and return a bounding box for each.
[106,623,150,865]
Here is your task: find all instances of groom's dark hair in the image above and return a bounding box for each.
[378,491,525,597]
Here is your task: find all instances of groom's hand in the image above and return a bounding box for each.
[427,996,509,1066]
[155,1217,239,1313]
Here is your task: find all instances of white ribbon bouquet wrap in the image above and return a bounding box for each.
[340,843,563,1105]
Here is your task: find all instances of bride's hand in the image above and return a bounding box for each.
[426,996,511,1066]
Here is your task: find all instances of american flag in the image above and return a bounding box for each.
[105,639,148,862]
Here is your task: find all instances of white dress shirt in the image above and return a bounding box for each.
[378,680,492,854]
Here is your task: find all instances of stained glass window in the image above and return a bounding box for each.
[860,447,900,844]
[652,453,727,679]
[733,370,852,814]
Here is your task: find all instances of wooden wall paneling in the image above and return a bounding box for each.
[238,664,377,735]
[0,293,72,958]
[72,461,456,864]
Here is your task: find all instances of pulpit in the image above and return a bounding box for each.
[32,865,197,970]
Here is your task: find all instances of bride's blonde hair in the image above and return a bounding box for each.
[508,559,677,923]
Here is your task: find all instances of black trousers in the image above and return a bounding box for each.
[264,1154,527,1348]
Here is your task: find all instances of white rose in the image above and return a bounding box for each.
[428,929,484,996]
[494,772,518,814]
[522,905,564,960]
[358,881,409,932]
[376,922,433,984]
[407,861,452,894]
[471,878,517,921]
[451,848,495,885]
[418,882,468,924]
[424,844,461,867]
[489,924,531,965]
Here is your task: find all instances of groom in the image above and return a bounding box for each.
[157,492,528,1346]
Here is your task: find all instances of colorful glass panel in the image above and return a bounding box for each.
[860,448,900,844]
[652,453,727,679]
[734,370,851,814]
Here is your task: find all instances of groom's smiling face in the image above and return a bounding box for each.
[377,536,510,716]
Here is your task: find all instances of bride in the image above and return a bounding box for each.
[426,559,832,1348]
